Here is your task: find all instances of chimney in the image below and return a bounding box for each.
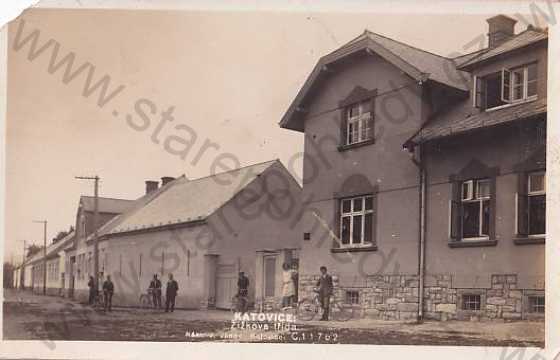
[161,176,175,186]
[145,180,159,194]
[487,15,517,47]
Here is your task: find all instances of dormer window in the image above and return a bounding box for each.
[474,62,537,110]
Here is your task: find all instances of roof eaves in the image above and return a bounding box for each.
[457,31,547,70]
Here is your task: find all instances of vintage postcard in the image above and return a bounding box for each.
[0,1,558,359]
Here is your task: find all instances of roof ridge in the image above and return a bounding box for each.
[452,48,487,61]
[81,195,134,202]
[96,177,179,237]
[104,159,281,236]
[364,29,452,60]
[186,159,278,183]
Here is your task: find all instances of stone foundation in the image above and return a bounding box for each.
[298,273,544,321]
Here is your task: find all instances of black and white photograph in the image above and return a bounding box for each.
[0,1,559,359]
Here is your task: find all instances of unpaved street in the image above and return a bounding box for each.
[2,289,544,346]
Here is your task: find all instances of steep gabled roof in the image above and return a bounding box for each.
[80,196,135,214]
[457,29,548,70]
[105,160,282,236]
[279,29,470,131]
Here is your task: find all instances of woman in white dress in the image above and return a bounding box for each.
[281,263,296,309]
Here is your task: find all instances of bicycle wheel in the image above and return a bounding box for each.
[297,299,317,321]
[331,302,354,322]
[230,295,239,313]
[140,295,150,308]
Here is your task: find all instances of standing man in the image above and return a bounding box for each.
[102,275,114,312]
[316,266,333,321]
[237,272,249,313]
[165,273,179,312]
[87,276,96,305]
[149,274,162,309]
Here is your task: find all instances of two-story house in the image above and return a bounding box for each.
[65,195,135,299]
[280,14,546,321]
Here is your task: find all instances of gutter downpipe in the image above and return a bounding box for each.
[408,140,426,323]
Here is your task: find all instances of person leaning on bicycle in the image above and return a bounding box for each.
[316,266,333,321]
[237,271,249,313]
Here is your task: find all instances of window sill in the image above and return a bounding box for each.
[331,245,377,253]
[485,96,538,112]
[337,138,374,152]
[514,236,545,245]
[448,239,497,248]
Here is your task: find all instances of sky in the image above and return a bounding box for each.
[4,6,543,262]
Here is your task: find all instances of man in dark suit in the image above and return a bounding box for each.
[102,275,114,312]
[149,274,162,309]
[316,266,333,321]
[237,272,249,313]
[165,273,179,312]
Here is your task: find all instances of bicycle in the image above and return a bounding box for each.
[91,291,105,311]
[297,289,355,321]
[139,289,164,309]
[230,293,249,313]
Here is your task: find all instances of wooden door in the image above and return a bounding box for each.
[264,256,277,298]
[215,263,237,309]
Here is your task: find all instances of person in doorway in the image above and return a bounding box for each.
[149,274,162,309]
[237,272,249,313]
[87,276,96,305]
[165,273,179,312]
[281,263,296,309]
[316,266,333,321]
[102,275,114,312]
[291,263,299,306]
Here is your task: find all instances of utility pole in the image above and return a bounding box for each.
[32,220,48,295]
[76,176,100,293]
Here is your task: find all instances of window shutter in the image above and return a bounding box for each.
[340,108,348,146]
[517,174,529,236]
[489,177,497,239]
[333,201,341,249]
[368,97,375,141]
[473,76,485,109]
[501,68,511,103]
[450,181,462,241]
[371,194,378,245]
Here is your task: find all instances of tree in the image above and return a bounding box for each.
[3,262,14,289]
[52,225,75,244]
[26,244,43,258]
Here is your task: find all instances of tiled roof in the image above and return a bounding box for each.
[106,160,280,235]
[27,230,75,265]
[80,196,134,214]
[457,29,547,69]
[280,29,470,131]
[411,97,547,143]
[360,31,470,91]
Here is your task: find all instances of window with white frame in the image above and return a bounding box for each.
[345,290,360,305]
[345,100,373,145]
[340,195,374,247]
[461,179,491,239]
[462,294,481,311]
[528,295,545,313]
[528,171,546,236]
[474,62,538,110]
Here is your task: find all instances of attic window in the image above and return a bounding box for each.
[344,100,373,146]
[473,63,538,110]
